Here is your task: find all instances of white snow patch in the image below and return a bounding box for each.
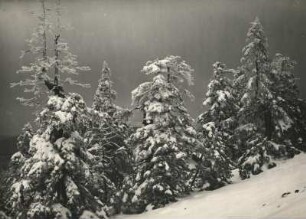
[114,153,306,219]
[79,210,100,219]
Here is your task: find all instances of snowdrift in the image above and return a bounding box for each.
[115,153,306,219]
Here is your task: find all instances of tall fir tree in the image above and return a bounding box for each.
[5,94,107,219]
[235,18,298,179]
[87,61,133,214]
[236,18,277,179]
[238,17,271,136]
[11,0,90,110]
[121,56,198,213]
[194,62,237,189]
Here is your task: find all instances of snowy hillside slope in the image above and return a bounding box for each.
[115,153,306,219]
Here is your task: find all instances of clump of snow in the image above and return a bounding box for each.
[202,122,215,138]
[27,203,50,218]
[79,210,100,219]
[47,96,65,110]
[51,203,71,219]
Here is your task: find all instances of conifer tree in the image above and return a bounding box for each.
[238,17,271,134]
[11,0,90,110]
[5,94,107,219]
[235,18,298,179]
[87,61,132,214]
[92,61,117,116]
[235,18,277,179]
[270,53,306,151]
[198,62,238,158]
[51,0,90,92]
[122,56,198,212]
[10,0,52,108]
[84,109,132,215]
[194,62,237,189]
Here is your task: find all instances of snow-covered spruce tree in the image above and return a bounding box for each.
[271,53,306,151]
[84,109,132,215]
[235,18,298,179]
[121,56,198,213]
[193,62,237,189]
[11,0,90,110]
[92,60,132,121]
[87,60,133,214]
[199,62,238,158]
[5,93,107,219]
[92,61,117,116]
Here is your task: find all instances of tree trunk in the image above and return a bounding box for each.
[255,60,260,100]
[54,34,60,85]
[264,108,273,140]
[189,154,204,188]
[189,168,200,189]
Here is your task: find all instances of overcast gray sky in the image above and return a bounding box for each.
[0,0,306,137]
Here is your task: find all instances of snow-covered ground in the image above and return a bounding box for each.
[115,153,306,219]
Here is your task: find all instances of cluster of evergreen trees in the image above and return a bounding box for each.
[0,2,305,218]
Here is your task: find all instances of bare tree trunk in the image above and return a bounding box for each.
[54,0,61,85]
[264,109,273,140]
[189,154,204,188]
[54,34,60,85]
[41,0,47,61]
[41,0,47,78]
[167,67,170,83]
[255,60,260,100]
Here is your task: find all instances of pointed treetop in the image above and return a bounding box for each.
[241,16,269,67]
[101,60,111,79]
[254,16,260,24]
[92,60,117,114]
[246,16,267,46]
[213,62,226,78]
